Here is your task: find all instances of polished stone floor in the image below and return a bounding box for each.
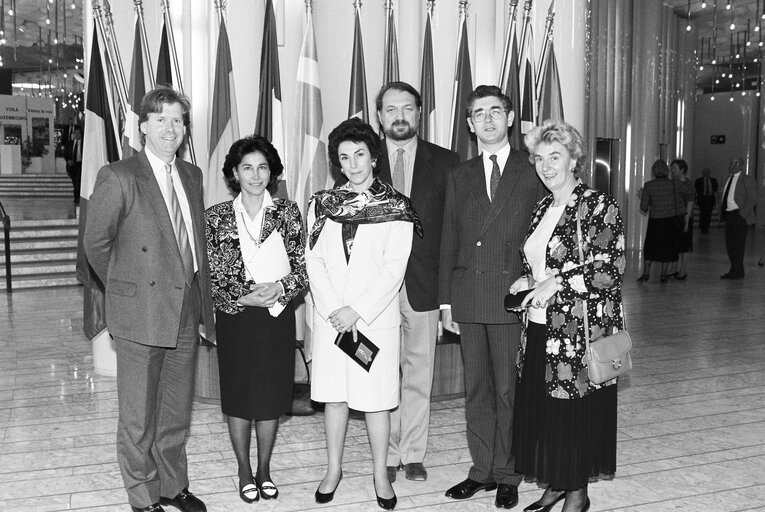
[1,225,764,511]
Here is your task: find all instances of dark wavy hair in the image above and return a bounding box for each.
[327,118,382,171]
[138,86,191,127]
[651,159,670,178]
[375,81,422,112]
[222,136,283,194]
[670,159,688,174]
[465,85,513,118]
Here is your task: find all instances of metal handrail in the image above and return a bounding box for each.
[0,200,11,293]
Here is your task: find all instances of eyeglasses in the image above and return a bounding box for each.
[471,108,506,123]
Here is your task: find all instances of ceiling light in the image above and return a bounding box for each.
[730,97,734,101]
[730,23,736,30]
[701,1,707,6]
[700,65,705,70]
[711,95,716,100]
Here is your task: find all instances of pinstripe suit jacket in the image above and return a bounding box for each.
[439,147,545,324]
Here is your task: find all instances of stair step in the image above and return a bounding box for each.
[2,259,76,276]
[1,228,79,240]
[11,249,78,262]
[5,239,78,251]
[0,274,81,291]
[11,219,79,228]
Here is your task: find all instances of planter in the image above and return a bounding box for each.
[22,156,43,174]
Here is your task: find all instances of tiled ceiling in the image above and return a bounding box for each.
[0,0,83,94]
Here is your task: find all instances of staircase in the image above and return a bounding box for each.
[1,174,80,291]
[0,174,73,198]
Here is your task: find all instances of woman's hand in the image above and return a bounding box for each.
[522,275,562,309]
[237,282,283,308]
[329,306,361,333]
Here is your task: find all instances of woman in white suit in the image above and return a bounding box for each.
[306,118,421,510]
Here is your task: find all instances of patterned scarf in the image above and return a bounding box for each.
[308,177,423,249]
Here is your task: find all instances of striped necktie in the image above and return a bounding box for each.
[165,164,194,285]
[393,148,406,193]
[489,154,500,201]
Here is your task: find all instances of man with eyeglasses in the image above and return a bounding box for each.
[440,85,545,509]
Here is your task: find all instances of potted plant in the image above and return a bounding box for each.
[20,136,49,173]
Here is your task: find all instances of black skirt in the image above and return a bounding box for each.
[512,322,617,490]
[216,303,295,420]
[643,217,679,262]
[677,215,693,253]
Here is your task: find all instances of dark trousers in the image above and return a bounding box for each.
[115,278,201,508]
[724,210,748,277]
[459,322,523,486]
[697,196,715,233]
[66,162,82,204]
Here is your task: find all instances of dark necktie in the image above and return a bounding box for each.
[393,148,405,193]
[704,177,710,196]
[489,154,500,201]
[721,175,733,213]
[165,164,194,285]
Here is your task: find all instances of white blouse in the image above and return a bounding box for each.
[523,203,566,324]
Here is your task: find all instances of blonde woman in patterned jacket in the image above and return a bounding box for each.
[507,120,626,512]
[205,136,307,504]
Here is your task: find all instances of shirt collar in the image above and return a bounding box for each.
[482,142,511,165]
[233,190,274,214]
[145,147,177,174]
[386,137,418,159]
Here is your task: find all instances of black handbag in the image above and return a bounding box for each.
[334,329,379,372]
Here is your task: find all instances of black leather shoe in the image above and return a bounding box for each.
[524,491,565,511]
[159,488,206,512]
[720,273,744,279]
[495,484,519,509]
[445,478,497,500]
[315,471,342,504]
[131,505,165,512]
[404,462,427,481]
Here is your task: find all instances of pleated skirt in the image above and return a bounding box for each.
[512,322,617,490]
[215,304,295,421]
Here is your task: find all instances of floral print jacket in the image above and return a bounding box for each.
[205,198,308,315]
[517,182,626,399]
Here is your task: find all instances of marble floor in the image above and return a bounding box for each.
[1,225,764,512]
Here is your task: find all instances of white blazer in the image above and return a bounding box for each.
[306,210,413,331]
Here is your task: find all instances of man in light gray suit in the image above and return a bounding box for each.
[85,87,215,512]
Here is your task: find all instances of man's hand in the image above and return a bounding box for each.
[441,309,460,335]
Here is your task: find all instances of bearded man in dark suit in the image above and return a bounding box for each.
[440,85,545,509]
[84,87,215,512]
[374,81,460,484]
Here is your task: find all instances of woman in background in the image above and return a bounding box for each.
[509,120,625,512]
[637,159,678,283]
[668,159,695,280]
[306,118,420,510]
[206,136,307,503]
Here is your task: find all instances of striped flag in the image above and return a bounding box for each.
[537,41,564,122]
[450,14,477,161]
[255,0,284,158]
[383,5,399,85]
[206,17,239,208]
[77,26,121,339]
[418,7,436,143]
[155,19,173,88]
[519,21,537,134]
[288,8,330,216]
[123,17,147,156]
[348,5,368,121]
[500,29,522,150]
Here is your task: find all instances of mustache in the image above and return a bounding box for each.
[391,120,411,128]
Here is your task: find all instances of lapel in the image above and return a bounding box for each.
[259,204,279,243]
[480,150,522,234]
[410,139,431,199]
[466,157,491,214]
[177,158,207,266]
[135,151,181,259]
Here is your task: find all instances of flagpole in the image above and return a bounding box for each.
[92,0,129,117]
[133,0,155,87]
[498,0,520,90]
[535,1,555,88]
[162,0,197,165]
[449,0,468,146]
[518,0,533,58]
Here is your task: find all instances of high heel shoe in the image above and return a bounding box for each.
[523,491,565,511]
[660,274,668,283]
[636,274,649,283]
[315,471,342,504]
[674,272,687,280]
[374,478,397,510]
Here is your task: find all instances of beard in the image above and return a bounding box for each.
[384,120,417,141]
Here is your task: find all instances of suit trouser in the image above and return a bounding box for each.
[697,196,715,232]
[66,162,81,203]
[115,278,201,508]
[459,322,523,486]
[724,210,748,277]
[388,284,440,466]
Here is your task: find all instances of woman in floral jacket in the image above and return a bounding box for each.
[205,136,307,503]
[507,120,625,512]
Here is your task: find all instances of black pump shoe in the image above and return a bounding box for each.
[636,274,649,283]
[524,491,565,511]
[374,478,397,510]
[315,471,342,504]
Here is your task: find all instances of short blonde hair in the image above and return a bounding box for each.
[524,119,586,174]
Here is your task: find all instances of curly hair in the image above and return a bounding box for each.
[327,117,382,170]
[524,119,586,174]
[222,136,283,194]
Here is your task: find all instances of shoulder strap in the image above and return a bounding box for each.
[576,204,590,352]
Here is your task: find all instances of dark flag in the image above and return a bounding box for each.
[450,15,477,161]
[348,5,368,121]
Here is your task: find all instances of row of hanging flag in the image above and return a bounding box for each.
[75,0,563,341]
